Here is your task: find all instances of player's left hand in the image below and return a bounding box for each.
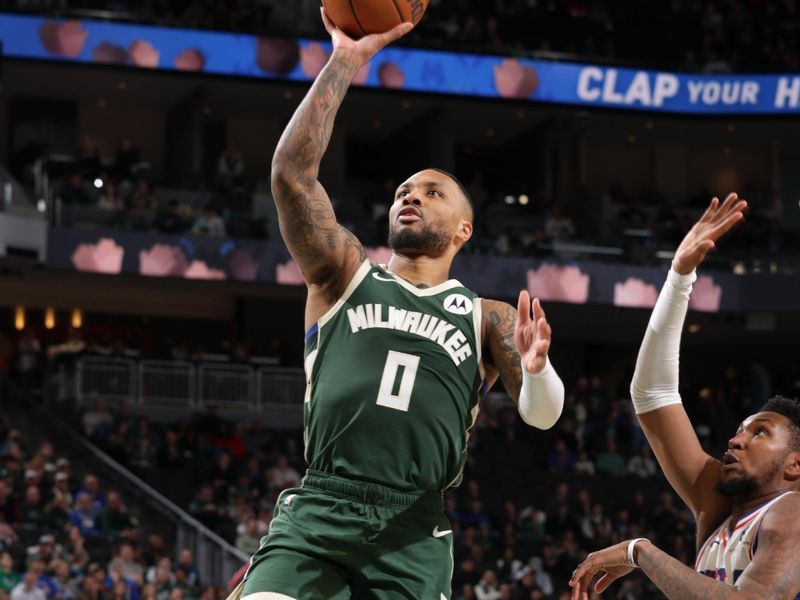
[569,540,637,600]
[514,291,551,374]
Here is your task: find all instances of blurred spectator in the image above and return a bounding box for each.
[0,553,20,596]
[627,445,657,479]
[153,200,187,234]
[234,518,261,555]
[573,450,595,476]
[595,439,626,476]
[98,182,125,212]
[78,135,103,180]
[21,487,46,530]
[82,396,114,442]
[50,559,79,600]
[108,542,143,586]
[10,572,45,600]
[78,475,106,513]
[175,550,198,589]
[191,208,226,238]
[546,439,575,473]
[217,145,245,192]
[44,492,71,532]
[268,456,299,490]
[474,569,500,600]
[115,137,141,181]
[544,206,576,241]
[69,493,99,537]
[58,174,92,205]
[98,493,139,540]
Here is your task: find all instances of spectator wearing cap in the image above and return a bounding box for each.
[69,493,99,537]
[25,536,57,571]
[53,460,73,489]
[50,473,73,506]
[23,470,42,489]
[0,552,20,595]
[10,572,45,600]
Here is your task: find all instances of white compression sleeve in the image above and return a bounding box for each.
[519,358,565,429]
[630,268,697,415]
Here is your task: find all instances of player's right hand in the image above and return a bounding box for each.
[321,7,413,66]
[672,193,747,275]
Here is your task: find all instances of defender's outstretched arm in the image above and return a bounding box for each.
[632,194,746,544]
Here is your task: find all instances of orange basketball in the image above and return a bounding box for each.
[322,0,429,39]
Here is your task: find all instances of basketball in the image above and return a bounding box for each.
[322,0,429,39]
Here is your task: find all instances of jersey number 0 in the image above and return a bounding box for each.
[376,350,420,412]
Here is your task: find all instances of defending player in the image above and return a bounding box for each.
[234,9,566,600]
[569,195,800,600]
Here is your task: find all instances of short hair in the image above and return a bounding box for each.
[429,168,474,221]
[759,396,800,450]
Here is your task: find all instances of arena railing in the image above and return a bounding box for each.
[76,356,138,403]
[139,360,197,406]
[75,356,305,410]
[28,393,250,586]
[197,363,255,409]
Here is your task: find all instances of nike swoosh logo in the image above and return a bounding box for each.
[432,526,452,538]
[372,273,397,283]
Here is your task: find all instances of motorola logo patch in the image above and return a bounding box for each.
[444,294,473,315]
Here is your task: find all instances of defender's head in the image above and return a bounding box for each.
[388,169,473,258]
[716,396,800,502]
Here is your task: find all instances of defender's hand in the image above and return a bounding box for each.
[514,291,551,375]
[321,7,413,67]
[672,193,747,275]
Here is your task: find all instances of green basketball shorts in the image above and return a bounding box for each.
[237,470,454,599]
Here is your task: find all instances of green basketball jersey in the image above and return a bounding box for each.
[303,260,485,492]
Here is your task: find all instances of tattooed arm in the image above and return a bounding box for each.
[570,495,800,600]
[271,11,412,314]
[482,293,564,428]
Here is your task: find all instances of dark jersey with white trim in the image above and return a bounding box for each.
[302,261,484,492]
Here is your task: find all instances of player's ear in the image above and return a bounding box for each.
[785,450,800,482]
[456,219,473,245]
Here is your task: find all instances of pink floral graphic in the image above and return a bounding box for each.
[71,238,124,274]
[526,264,590,304]
[614,277,659,308]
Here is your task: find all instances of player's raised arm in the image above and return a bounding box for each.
[632,194,747,541]
[483,294,565,430]
[570,495,800,600]
[271,10,412,289]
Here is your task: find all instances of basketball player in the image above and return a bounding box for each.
[569,194,800,600]
[233,9,565,600]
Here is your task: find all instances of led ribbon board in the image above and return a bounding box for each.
[2,13,800,114]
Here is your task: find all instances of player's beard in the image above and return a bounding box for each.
[714,475,759,501]
[714,458,782,502]
[388,222,450,256]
